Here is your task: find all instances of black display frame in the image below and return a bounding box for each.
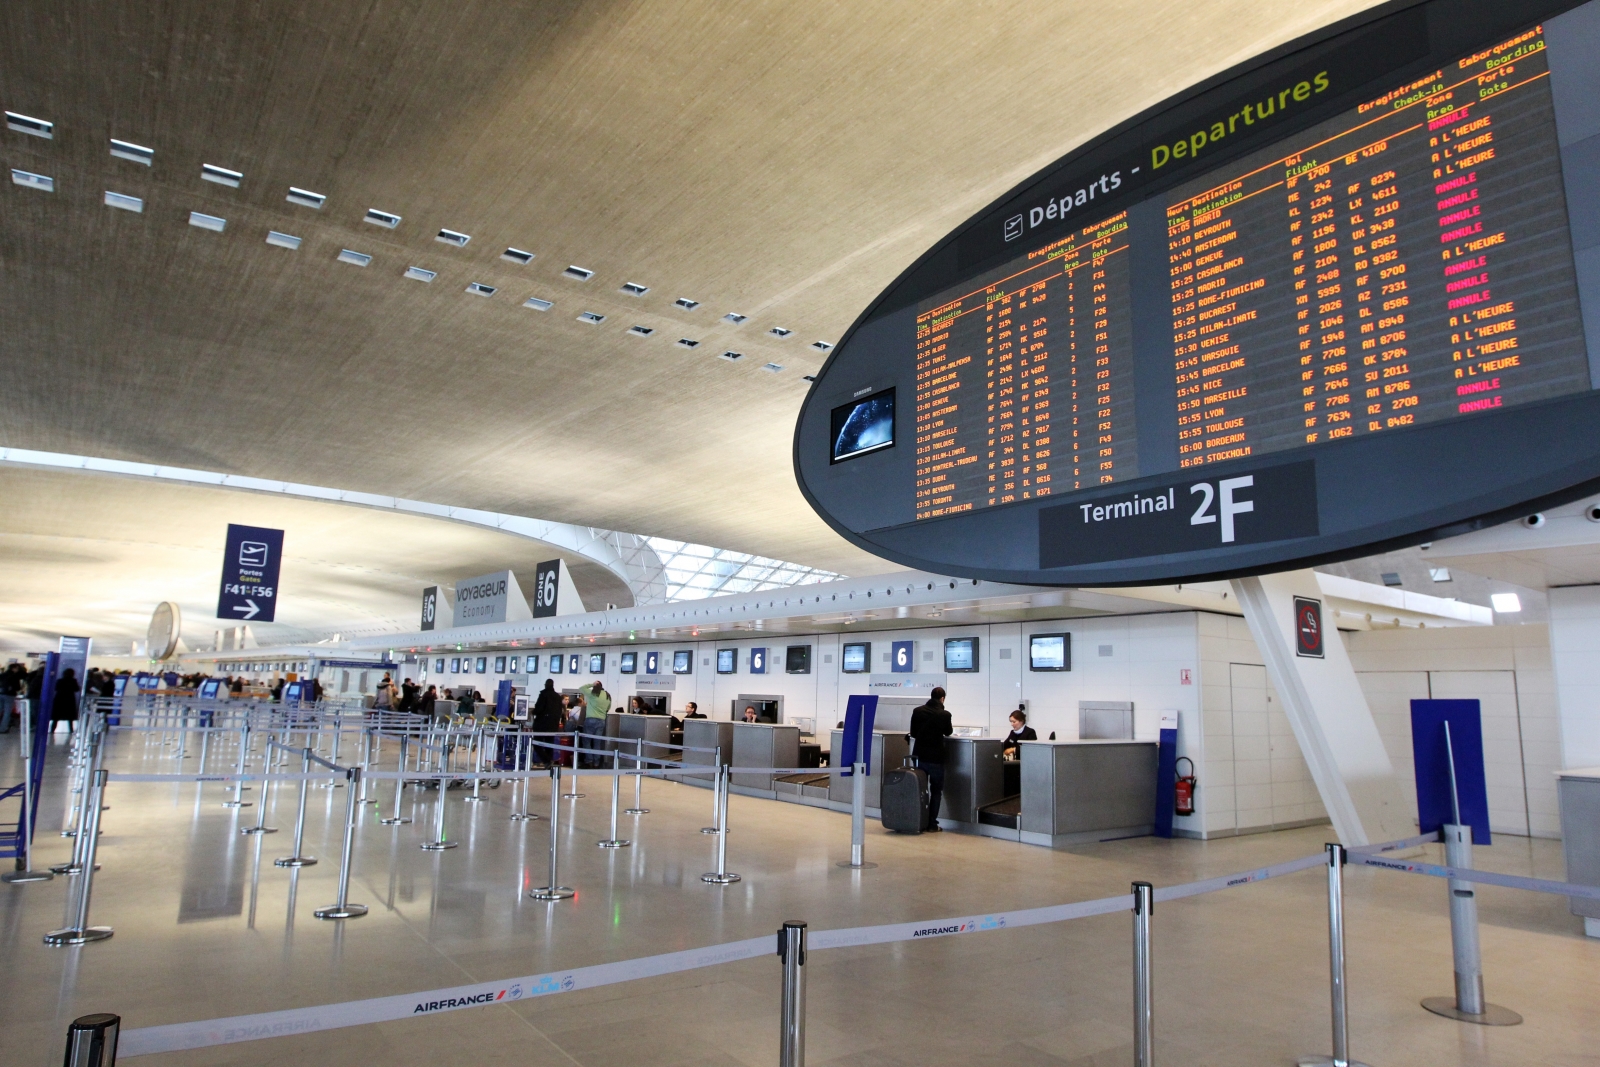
[829,388,896,463]
[944,637,980,673]
[717,648,737,674]
[672,650,693,675]
[1029,633,1072,672]
[619,651,636,674]
[589,653,605,674]
[785,645,812,674]
[795,0,1600,587]
[841,641,871,673]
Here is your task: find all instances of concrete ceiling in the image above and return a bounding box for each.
[0,0,1381,580]
[0,465,632,652]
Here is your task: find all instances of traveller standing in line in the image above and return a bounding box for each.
[0,661,25,732]
[531,679,563,764]
[399,677,419,712]
[574,679,610,767]
[51,667,81,734]
[374,673,395,710]
[419,685,437,718]
[909,685,953,832]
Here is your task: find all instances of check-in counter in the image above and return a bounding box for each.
[1019,740,1158,847]
[1558,766,1600,937]
[681,719,733,789]
[826,730,911,812]
[606,712,672,760]
[941,737,1007,826]
[731,722,800,794]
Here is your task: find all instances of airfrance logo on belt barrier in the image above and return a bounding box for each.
[911,915,1006,938]
[412,974,573,1015]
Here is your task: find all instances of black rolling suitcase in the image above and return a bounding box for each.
[880,761,929,834]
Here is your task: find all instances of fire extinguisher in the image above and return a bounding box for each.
[1174,757,1197,817]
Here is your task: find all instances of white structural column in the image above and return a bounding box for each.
[1232,570,1413,846]
[1549,585,1600,769]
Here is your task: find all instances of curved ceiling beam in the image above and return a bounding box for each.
[0,447,670,605]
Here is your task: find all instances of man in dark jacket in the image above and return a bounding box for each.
[908,686,953,832]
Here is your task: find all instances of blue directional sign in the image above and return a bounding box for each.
[217,524,284,623]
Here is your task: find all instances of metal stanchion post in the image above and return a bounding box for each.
[563,734,585,798]
[837,760,877,870]
[273,749,318,867]
[510,734,540,822]
[381,736,412,825]
[51,738,96,876]
[358,730,378,805]
[62,1013,121,1067]
[598,748,630,848]
[222,724,252,807]
[530,763,574,900]
[1298,844,1372,1067]
[701,746,723,834]
[1132,881,1153,1067]
[45,770,113,945]
[1421,823,1521,1024]
[625,737,648,815]
[326,719,344,788]
[420,773,457,851]
[778,921,808,1067]
[314,768,370,919]
[241,760,278,835]
[702,764,740,884]
[4,702,52,883]
[464,727,486,803]
[196,726,211,776]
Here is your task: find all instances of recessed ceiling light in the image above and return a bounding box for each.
[436,228,470,248]
[10,169,53,192]
[5,112,52,138]
[188,211,226,232]
[404,266,436,282]
[720,350,744,361]
[627,325,654,336]
[1490,592,1522,613]
[202,164,242,188]
[577,311,605,324]
[762,362,784,372]
[337,249,372,266]
[724,313,747,325]
[768,327,792,338]
[502,248,535,265]
[104,190,143,213]
[620,282,649,296]
[466,282,496,296]
[110,139,153,165]
[674,298,700,310]
[811,341,833,351]
[676,338,700,348]
[265,231,302,250]
[365,208,401,229]
[523,296,554,311]
[287,187,325,209]
[563,266,594,281]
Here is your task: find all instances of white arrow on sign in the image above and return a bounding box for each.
[232,599,261,620]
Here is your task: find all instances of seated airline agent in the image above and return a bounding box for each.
[1001,708,1038,759]
[742,705,759,723]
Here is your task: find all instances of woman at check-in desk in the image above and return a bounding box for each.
[1001,709,1037,759]
[742,705,759,723]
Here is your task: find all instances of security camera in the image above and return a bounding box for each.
[1523,513,1545,528]
[1587,504,1600,524]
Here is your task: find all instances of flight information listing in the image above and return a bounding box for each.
[913,212,1138,520]
[1163,24,1588,467]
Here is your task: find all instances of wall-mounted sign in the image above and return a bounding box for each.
[454,570,532,627]
[1294,596,1325,658]
[644,651,660,675]
[217,524,283,622]
[795,0,1600,585]
[750,647,768,674]
[890,640,914,673]
[420,586,452,630]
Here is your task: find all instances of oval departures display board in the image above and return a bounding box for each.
[796,0,1600,586]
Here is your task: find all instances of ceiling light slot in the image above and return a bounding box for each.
[523,297,554,311]
[436,228,470,248]
[265,231,302,250]
[336,249,372,266]
[6,112,52,138]
[563,266,594,281]
[287,187,325,209]
[674,298,700,310]
[768,327,792,338]
[676,338,700,349]
[577,311,605,324]
[11,169,53,192]
[103,190,143,213]
[188,211,226,232]
[365,208,401,229]
[620,282,650,296]
[202,164,242,188]
[627,325,654,337]
[466,282,496,296]
[110,139,153,165]
[802,374,817,382]
[404,266,436,282]
[762,362,784,373]
[811,341,833,351]
[502,248,535,265]
[723,313,747,325]
[720,350,744,361]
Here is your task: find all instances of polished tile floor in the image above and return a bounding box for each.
[1,728,1595,1066]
